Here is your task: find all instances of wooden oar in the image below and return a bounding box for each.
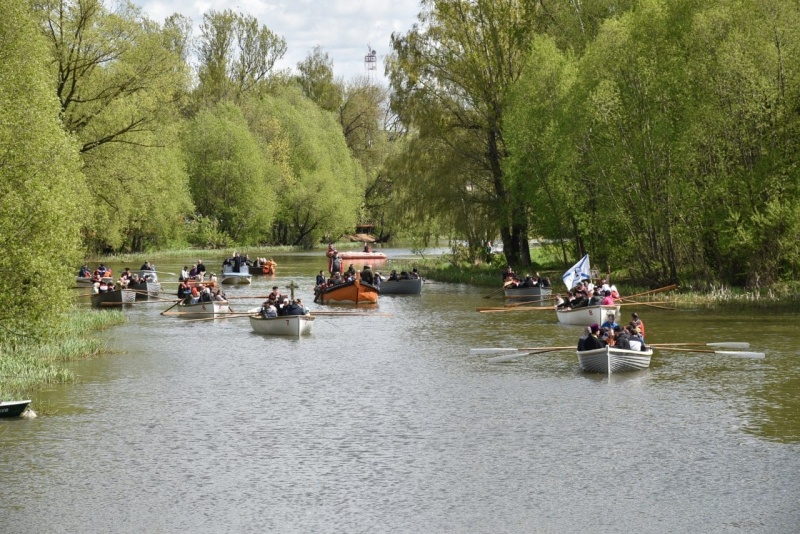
[653,346,765,359]
[618,298,677,311]
[310,311,393,317]
[180,314,254,322]
[470,345,574,355]
[649,342,750,349]
[624,284,678,299]
[487,347,573,363]
[160,300,181,315]
[478,306,554,313]
[482,282,513,299]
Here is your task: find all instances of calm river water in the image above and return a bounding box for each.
[2,250,799,533]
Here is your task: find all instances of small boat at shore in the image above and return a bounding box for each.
[90,289,137,307]
[0,400,32,418]
[556,304,621,325]
[577,345,653,374]
[379,278,423,295]
[316,277,379,305]
[249,314,315,336]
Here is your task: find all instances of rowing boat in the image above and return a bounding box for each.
[338,251,387,261]
[249,314,315,336]
[316,277,379,305]
[90,289,137,307]
[173,300,231,319]
[556,304,621,325]
[379,278,423,295]
[503,285,552,303]
[221,264,252,285]
[0,400,32,418]
[577,345,653,374]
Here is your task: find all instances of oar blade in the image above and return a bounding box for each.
[487,353,524,363]
[707,342,750,349]
[469,348,519,355]
[717,350,765,359]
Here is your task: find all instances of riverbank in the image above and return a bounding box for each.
[0,310,126,400]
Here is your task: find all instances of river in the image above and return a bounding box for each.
[1,251,798,533]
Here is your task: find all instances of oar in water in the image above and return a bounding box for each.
[482,281,513,299]
[310,311,393,317]
[477,306,554,313]
[653,346,765,359]
[649,342,750,349]
[470,345,574,355]
[180,314,254,323]
[487,347,573,363]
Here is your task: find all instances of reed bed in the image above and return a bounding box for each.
[0,309,125,399]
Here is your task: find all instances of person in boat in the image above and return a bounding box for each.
[284,299,306,316]
[587,289,603,306]
[177,279,191,299]
[630,313,645,340]
[264,258,276,275]
[316,270,326,287]
[331,272,343,285]
[627,325,647,351]
[360,265,374,284]
[180,266,189,281]
[197,260,206,279]
[261,300,278,318]
[140,261,154,272]
[79,264,91,278]
[373,271,382,288]
[399,271,411,280]
[582,324,607,350]
[609,284,620,300]
[330,252,342,275]
[346,264,356,277]
[97,264,109,277]
[213,288,226,301]
[501,265,515,282]
[98,280,109,293]
[613,325,631,350]
[92,281,101,294]
[268,286,281,301]
[120,268,132,284]
[410,268,420,280]
[600,290,615,305]
[388,270,399,281]
[297,298,310,315]
[601,312,618,331]
[577,326,592,351]
[188,264,199,279]
[363,242,371,253]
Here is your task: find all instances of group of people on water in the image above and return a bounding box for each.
[82,262,158,293]
[502,270,552,289]
[578,311,648,351]
[177,278,226,304]
[180,260,207,282]
[556,279,620,310]
[259,286,309,318]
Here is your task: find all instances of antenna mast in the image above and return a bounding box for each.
[364,44,377,81]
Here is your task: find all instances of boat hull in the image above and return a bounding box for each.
[174,300,231,319]
[249,315,315,336]
[577,345,653,374]
[556,304,621,325]
[221,265,252,285]
[90,289,137,307]
[379,278,423,295]
[318,278,379,304]
[0,400,31,418]
[128,280,162,299]
[503,285,552,303]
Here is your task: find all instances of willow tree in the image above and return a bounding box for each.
[183,103,277,244]
[243,86,366,247]
[386,0,543,266]
[0,1,85,334]
[195,9,287,106]
[34,0,194,252]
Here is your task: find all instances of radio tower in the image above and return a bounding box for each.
[364,44,377,82]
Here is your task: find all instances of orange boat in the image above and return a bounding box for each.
[316,277,379,305]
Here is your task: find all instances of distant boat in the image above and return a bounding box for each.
[379,278,423,295]
[249,314,315,336]
[221,264,252,285]
[128,271,161,299]
[90,289,137,307]
[577,345,653,374]
[338,251,387,261]
[0,400,32,418]
[316,277,379,305]
[503,285,552,304]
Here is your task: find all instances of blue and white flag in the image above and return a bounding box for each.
[562,254,591,290]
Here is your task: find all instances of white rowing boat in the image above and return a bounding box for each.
[556,304,621,325]
[249,314,315,336]
[577,345,653,374]
[173,300,231,319]
[221,264,252,285]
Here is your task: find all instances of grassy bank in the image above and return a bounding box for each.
[0,309,125,399]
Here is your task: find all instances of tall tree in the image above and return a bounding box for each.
[296,45,342,112]
[386,0,543,266]
[0,1,85,333]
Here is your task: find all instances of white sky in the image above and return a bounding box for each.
[131,0,423,82]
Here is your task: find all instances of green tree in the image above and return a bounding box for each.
[386,0,544,266]
[0,1,85,334]
[296,45,342,112]
[183,102,277,244]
